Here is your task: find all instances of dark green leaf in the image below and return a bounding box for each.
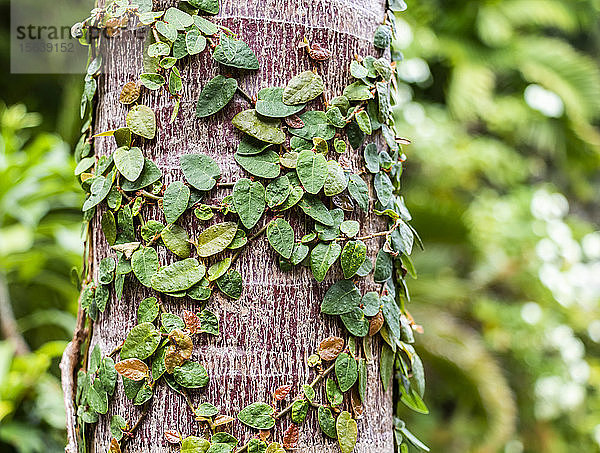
[298,195,333,226]
[321,280,361,315]
[196,75,238,118]
[121,322,161,360]
[235,150,281,179]
[237,402,275,430]
[163,181,190,224]
[296,150,328,194]
[310,242,341,282]
[256,87,305,118]
[318,406,337,438]
[181,153,221,191]
[213,34,259,70]
[282,71,324,105]
[347,174,369,212]
[137,297,159,324]
[266,218,294,259]
[335,353,358,392]
[173,361,209,388]
[151,258,206,292]
[121,158,162,191]
[216,270,243,299]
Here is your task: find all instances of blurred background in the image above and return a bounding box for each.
[0,0,599,452]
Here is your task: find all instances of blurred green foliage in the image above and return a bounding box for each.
[392,1,600,452]
[0,103,83,452]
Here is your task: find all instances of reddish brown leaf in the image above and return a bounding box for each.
[351,388,364,418]
[273,384,293,401]
[164,429,181,444]
[318,336,344,361]
[285,115,304,129]
[183,310,200,334]
[259,429,271,441]
[282,424,300,449]
[114,358,149,381]
[308,43,332,61]
[369,312,384,336]
[109,438,122,453]
[213,415,235,427]
[165,329,193,373]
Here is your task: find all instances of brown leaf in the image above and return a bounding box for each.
[273,384,293,401]
[308,43,332,61]
[318,336,344,361]
[114,358,149,381]
[164,430,181,444]
[259,429,271,441]
[109,438,121,453]
[214,415,235,427]
[183,310,200,334]
[285,115,304,129]
[119,81,140,105]
[351,388,364,418]
[369,311,384,336]
[282,424,300,449]
[165,329,193,373]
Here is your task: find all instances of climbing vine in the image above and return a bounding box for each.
[68,0,427,452]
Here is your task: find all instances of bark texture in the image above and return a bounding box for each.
[87,0,392,451]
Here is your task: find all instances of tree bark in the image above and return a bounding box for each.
[86,0,392,451]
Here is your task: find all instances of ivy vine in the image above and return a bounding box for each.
[69,0,428,452]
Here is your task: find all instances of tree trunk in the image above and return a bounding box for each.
[85,0,392,451]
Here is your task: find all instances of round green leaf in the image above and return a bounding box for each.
[137,297,159,324]
[296,150,328,194]
[336,411,358,453]
[282,71,325,105]
[265,175,291,208]
[113,146,144,182]
[131,246,159,287]
[340,240,367,279]
[216,269,243,299]
[151,258,206,293]
[120,322,161,360]
[186,28,207,55]
[324,160,348,196]
[232,110,285,144]
[161,224,191,258]
[321,280,361,315]
[266,218,294,259]
[310,241,342,282]
[126,105,156,140]
[237,402,275,430]
[195,222,238,257]
[163,181,190,224]
[318,406,337,438]
[180,153,221,191]
[164,7,193,29]
[196,75,238,118]
[233,179,266,229]
[297,195,333,226]
[173,361,209,388]
[256,87,305,118]
[212,34,258,70]
[235,150,281,179]
[289,111,335,141]
[121,158,162,191]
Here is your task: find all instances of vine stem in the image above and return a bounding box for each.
[236,86,255,105]
[336,220,401,242]
[235,363,336,453]
[121,402,151,448]
[139,189,162,201]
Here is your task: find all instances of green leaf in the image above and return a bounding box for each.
[265,175,290,208]
[363,143,380,173]
[373,24,392,49]
[235,150,281,179]
[374,249,393,283]
[189,0,219,14]
[188,278,212,301]
[350,60,369,79]
[324,160,348,196]
[318,406,337,438]
[101,211,117,245]
[400,385,429,414]
[291,400,309,424]
[266,218,294,259]
[289,111,335,141]
[282,71,324,105]
[326,107,347,128]
[151,258,206,292]
[336,411,358,453]
[196,75,238,118]
[296,150,328,194]
[198,309,219,335]
[195,222,238,257]
[298,195,333,226]
[126,105,156,139]
[233,179,266,229]
[310,241,341,282]
[335,353,358,392]
[276,186,303,211]
[213,34,259,70]
[137,297,159,324]
[186,27,207,55]
[237,135,271,156]
[113,146,144,182]
[161,224,191,258]
[83,173,114,211]
[374,172,393,205]
[256,87,305,118]
[362,291,380,316]
[216,270,243,299]
[341,307,369,337]
[121,322,161,360]
[343,81,373,101]
[232,110,285,144]
[110,415,127,441]
[356,110,372,135]
[340,240,367,279]
[195,402,219,418]
[148,41,170,57]
[121,158,162,191]
[358,358,367,402]
[131,246,159,287]
[321,280,361,315]
[326,377,343,406]
[347,174,369,212]
[173,361,209,388]
[315,208,344,241]
[161,312,185,333]
[88,380,108,414]
[163,181,190,224]
[140,73,166,90]
[208,257,232,281]
[181,153,221,191]
[380,343,394,390]
[237,402,275,430]
[164,7,193,29]
[156,21,178,41]
[340,220,359,238]
[381,294,401,340]
[181,436,210,453]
